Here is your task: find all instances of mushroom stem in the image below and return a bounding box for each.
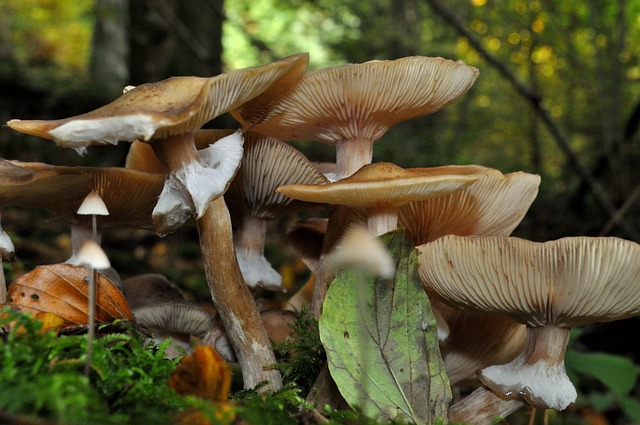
[84,266,97,377]
[198,197,282,390]
[0,212,13,304]
[152,133,281,390]
[366,205,399,236]
[448,387,523,425]
[310,206,354,318]
[335,137,373,180]
[235,215,282,290]
[478,325,575,410]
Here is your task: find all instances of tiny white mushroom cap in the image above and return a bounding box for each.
[76,240,111,270]
[77,190,109,216]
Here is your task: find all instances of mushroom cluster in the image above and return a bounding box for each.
[3,51,634,425]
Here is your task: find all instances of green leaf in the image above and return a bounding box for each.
[319,230,451,424]
[565,350,640,397]
[619,396,640,422]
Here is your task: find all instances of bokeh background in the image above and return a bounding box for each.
[1,1,639,423]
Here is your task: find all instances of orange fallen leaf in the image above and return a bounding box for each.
[169,345,232,402]
[5,263,133,330]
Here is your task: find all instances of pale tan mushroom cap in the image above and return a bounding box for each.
[7,53,309,149]
[399,167,540,244]
[418,235,640,327]
[226,132,329,219]
[245,56,479,144]
[276,162,481,208]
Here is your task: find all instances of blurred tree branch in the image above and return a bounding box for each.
[425,0,640,241]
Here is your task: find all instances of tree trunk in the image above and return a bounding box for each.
[128,0,223,84]
[90,0,130,99]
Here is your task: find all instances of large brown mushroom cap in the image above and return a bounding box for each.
[399,167,540,244]
[417,235,640,327]
[240,56,479,145]
[7,53,310,150]
[276,162,482,208]
[8,160,164,230]
[0,158,93,208]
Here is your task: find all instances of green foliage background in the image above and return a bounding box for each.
[1,1,640,423]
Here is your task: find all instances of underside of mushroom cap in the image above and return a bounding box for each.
[226,131,329,219]
[7,53,310,151]
[399,168,540,245]
[417,235,640,327]
[247,56,479,144]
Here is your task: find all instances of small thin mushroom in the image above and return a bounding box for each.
[417,235,640,418]
[278,162,483,236]
[76,190,109,243]
[234,56,479,180]
[0,158,93,303]
[77,239,112,375]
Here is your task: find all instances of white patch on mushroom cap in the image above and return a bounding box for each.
[152,177,194,236]
[479,354,577,411]
[169,130,244,219]
[49,114,170,148]
[235,245,283,291]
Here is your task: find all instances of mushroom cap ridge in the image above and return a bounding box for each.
[7,53,309,149]
[246,56,479,144]
[277,162,482,208]
[418,235,640,327]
